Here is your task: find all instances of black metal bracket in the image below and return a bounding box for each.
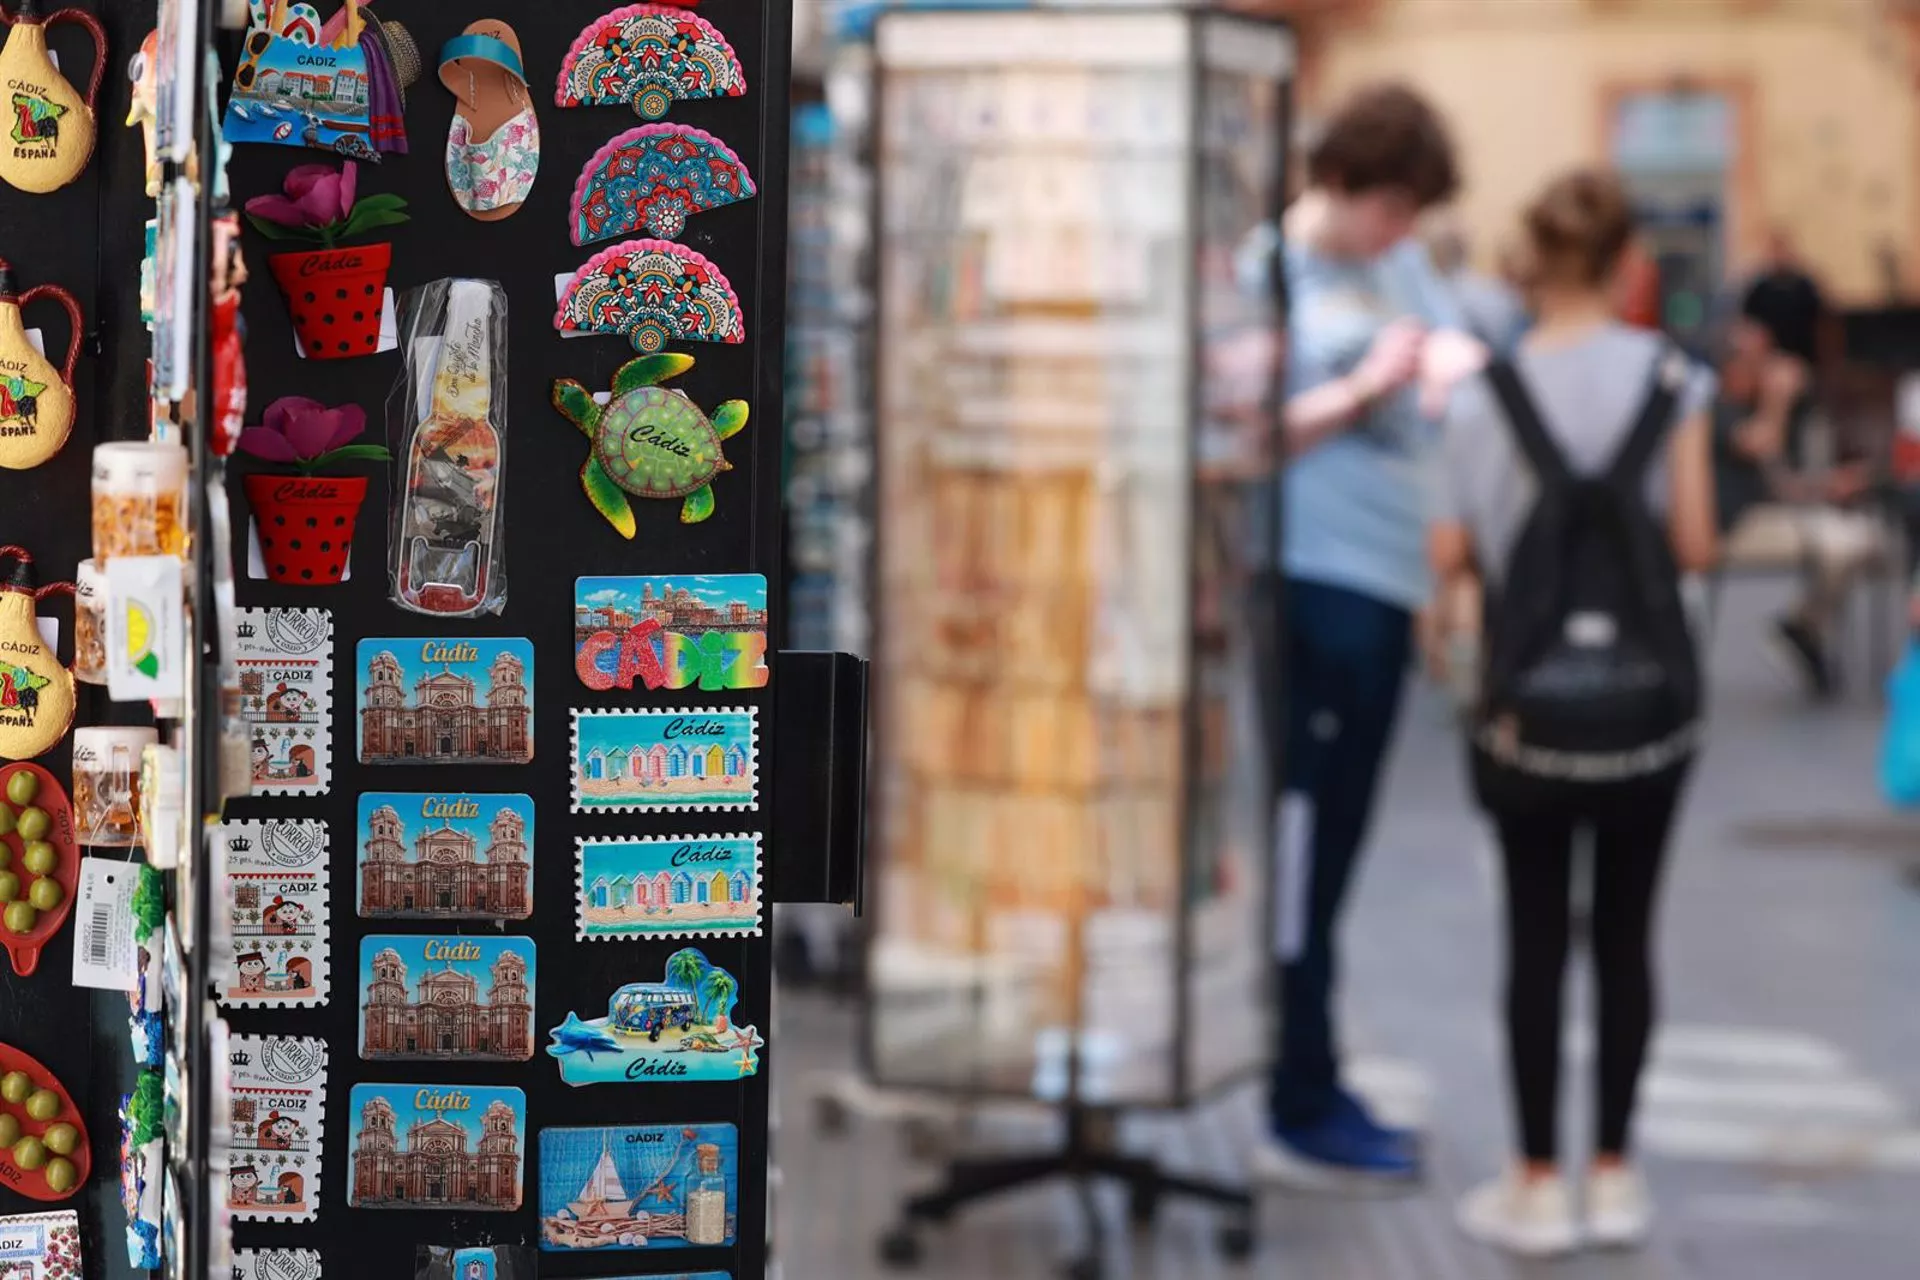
[770,650,868,912]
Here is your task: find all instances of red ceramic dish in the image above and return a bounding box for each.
[0,762,78,978]
[0,1040,91,1201]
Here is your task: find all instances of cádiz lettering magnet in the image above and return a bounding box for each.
[571,708,756,813]
[538,1122,736,1251]
[551,355,748,536]
[0,0,106,195]
[357,792,532,922]
[348,1084,525,1212]
[554,240,745,353]
[576,834,761,941]
[547,947,761,1086]
[0,262,81,471]
[359,935,535,1063]
[357,638,534,765]
[574,574,767,692]
[570,124,754,246]
[555,5,746,121]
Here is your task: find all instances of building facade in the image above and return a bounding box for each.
[362,948,533,1060]
[359,804,532,918]
[361,651,530,762]
[351,1096,521,1209]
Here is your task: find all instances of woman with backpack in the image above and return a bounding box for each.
[1429,169,1719,1255]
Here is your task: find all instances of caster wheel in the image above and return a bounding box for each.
[1061,1256,1102,1280]
[1218,1220,1257,1260]
[878,1226,922,1269]
[815,1095,848,1137]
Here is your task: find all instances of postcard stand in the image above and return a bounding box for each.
[863,10,1293,1277]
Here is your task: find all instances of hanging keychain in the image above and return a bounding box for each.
[0,0,106,194]
[0,546,76,763]
[0,258,81,471]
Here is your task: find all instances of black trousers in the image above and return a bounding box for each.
[1475,755,1689,1163]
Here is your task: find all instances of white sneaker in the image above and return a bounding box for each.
[1457,1171,1580,1257]
[1586,1165,1654,1248]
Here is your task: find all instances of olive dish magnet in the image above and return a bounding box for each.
[0,762,75,976]
[0,1042,90,1202]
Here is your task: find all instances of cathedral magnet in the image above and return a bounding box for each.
[576,834,761,940]
[359,935,536,1063]
[225,1036,326,1223]
[218,821,329,1009]
[547,946,761,1087]
[347,1084,525,1212]
[356,793,533,922]
[570,708,757,813]
[356,638,534,765]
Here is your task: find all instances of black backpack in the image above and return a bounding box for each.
[1476,351,1701,779]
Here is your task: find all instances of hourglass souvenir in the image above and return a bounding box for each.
[0,0,107,194]
[0,261,81,471]
[0,547,75,763]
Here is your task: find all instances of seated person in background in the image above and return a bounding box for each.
[1714,290,1883,698]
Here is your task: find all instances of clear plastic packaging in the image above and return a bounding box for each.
[387,279,508,617]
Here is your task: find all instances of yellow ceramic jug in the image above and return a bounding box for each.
[0,547,76,762]
[0,259,81,470]
[0,0,105,195]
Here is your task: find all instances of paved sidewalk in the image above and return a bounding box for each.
[775,583,1920,1279]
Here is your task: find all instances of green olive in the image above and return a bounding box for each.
[0,808,11,839]
[21,841,54,877]
[41,1155,75,1194]
[23,1089,58,1122]
[27,879,61,912]
[39,1122,76,1155]
[10,1136,45,1171]
[0,871,17,904]
[0,1072,27,1105]
[13,808,49,843]
[5,770,39,807]
[3,901,36,935]
[0,1114,18,1147]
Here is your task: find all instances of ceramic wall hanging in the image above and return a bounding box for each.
[237,397,391,585]
[0,0,106,194]
[243,160,409,359]
[569,124,753,246]
[555,238,744,353]
[0,1041,90,1201]
[556,5,746,121]
[0,261,81,471]
[440,21,538,221]
[226,0,416,161]
[0,762,76,976]
[0,548,74,764]
[552,354,747,536]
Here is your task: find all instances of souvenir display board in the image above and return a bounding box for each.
[866,8,1292,1108]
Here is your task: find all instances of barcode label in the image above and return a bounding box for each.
[70,858,138,992]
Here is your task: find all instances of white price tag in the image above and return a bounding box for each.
[71,857,139,991]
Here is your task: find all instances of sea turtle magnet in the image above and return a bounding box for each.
[551,353,748,536]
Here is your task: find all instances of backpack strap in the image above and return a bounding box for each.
[1484,359,1572,488]
[1605,344,1689,487]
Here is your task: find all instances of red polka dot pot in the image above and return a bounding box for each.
[242,473,368,585]
[266,244,392,361]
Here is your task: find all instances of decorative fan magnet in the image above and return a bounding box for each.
[570,123,754,246]
[554,238,744,353]
[555,4,746,121]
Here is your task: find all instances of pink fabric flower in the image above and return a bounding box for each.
[239,396,369,465]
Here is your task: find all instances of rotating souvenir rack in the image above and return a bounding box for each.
[863,8,1293,1275]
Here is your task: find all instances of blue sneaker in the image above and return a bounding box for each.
[1253,1105,1423,1189]
[1329,1086,1421,1157]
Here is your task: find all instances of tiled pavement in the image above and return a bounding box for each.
[773,581,1920,1279]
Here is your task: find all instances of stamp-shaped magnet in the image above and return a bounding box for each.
[347,1084,525,1212]
[225,1036,326,1223]
[577,834,761,940]
[356,638,534,765]
[359,935,536,1063]
[538,1122,737,1251]
[233,1250,322,1280]
[356,793,533,921]
[547,947,760,1086]
[218,822,329,1009]
[570,708,756,813]
[574,574,768,692]
[0,1209,81,1280]
[235,609,333,794]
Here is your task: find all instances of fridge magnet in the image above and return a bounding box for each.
[576,834,760,940]
[357,792,532,921]
[235,1251,322,1280]
[0,762,75,977]
[551,354,748,537]
[0,262,80,470]
[0,1043,87,1202]
[102,556,186,703]
[234,609,333,793]
[218,820,330,1009]
[360,935,535,1062]
[0,548,75,763]
[126,864,165,1068]
[239,397,392,584]
[417,1246,541,1280]
[119,1071,162,1269]
[126,30,160,196]
[571,708,757,813]
[244,161,409,359]
[555,5,746,121]
[570,123,754,246]
[0,0,105,194]
[575,574,767,692]
[225,0,413,161]
[547,947,761,1086]
[538,1122,737,1250]
[0,1210,80,1280]
[347,1084,525,1211]
[440,21,538,221]
[555,239,745,353]
[210,211,249,458]
[391,279,509,618]
[357,638,534,765]
[226,1035,326,1223]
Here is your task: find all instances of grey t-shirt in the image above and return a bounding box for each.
[1437,322,1715,587]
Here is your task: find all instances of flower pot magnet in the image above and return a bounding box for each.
[244,160,409,360]
[0,0,106,194]
[238,396,392,585]
[0,546,76,763]
[0,260,80,471]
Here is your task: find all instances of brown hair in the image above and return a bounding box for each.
[1522,168,1634,289]
[1307,83,1459,208]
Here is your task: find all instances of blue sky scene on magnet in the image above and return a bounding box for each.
[574,574,769,693]
[348,1084,527,1212]
[538,1122,738,1251]
[579,835,760,939]
[356,638,534,765]
[358,935,537,1063]
[356,792,534,921]
[548,946,762,1086]
[573,709,756,811]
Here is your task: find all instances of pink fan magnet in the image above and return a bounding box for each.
[555,4,747,122]
[555,238,745,354]
[570,123,755,246]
